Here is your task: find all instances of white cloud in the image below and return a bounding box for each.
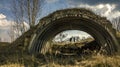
[0,14,13,42]
[70,3,120,20]
[0,19,11,28]
[45,0,59,3]
[23,21,30,31]
[0,14,11,29]
[0,13,29,42]
[0,14,6,19]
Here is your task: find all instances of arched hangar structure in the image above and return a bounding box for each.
[28,8,120,55]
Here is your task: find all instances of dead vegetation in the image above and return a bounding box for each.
[0,41,120,67]
[0,53,120,67]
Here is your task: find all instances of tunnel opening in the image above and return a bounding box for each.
[38,30,102,65]
[41,30,101,56]
[30,18,117,55]
[29,9,119,58]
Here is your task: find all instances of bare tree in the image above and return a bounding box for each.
[10,0,44,40]
[0,38,1,42]
[112,17,120,31]
[11,0,25,37]
[26,0,43,28]
[7,22,16,42]
[11,0,43,29]
[11,0,43,28]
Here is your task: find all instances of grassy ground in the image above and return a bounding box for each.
[0,54,120,67]
[0,38,120,67]
[0,43,120,67]
[41,55,120,67]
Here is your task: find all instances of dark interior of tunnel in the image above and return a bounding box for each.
[31,18,117,56]
[42,30,101,56]
[37,39,101,65]
[38,18,110,56]
[49,40,101,56]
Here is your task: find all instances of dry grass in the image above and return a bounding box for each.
[0,54,120,67]
[0,64,24,67]
[0,40,120,67]
[116,31,120,37]
[40,55,120,67]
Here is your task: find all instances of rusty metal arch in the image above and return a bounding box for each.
[29,8,120,55]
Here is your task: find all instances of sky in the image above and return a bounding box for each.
[0,0,120,42]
